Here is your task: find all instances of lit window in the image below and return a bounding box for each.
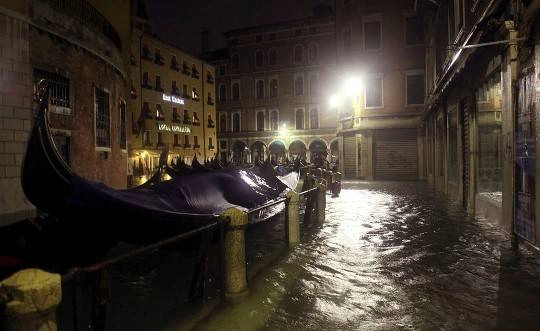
[156,104,164,119]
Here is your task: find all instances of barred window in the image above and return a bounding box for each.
[33,68,70,108]
[95,87,110,147]
[119,100,126,149]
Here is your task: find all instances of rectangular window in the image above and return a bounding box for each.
[157,132,163,145]
[184,135,190,146]
[119,100,126,149]
[142,72,150,87]
[194,135,199,147]
[406,73,425,105]
[34,68,71,109]
[365,75,383,108]
[220,140,227,149]
[155,75,162,90]
[405,16,423,46]
[156,104,164,119]
[174,134,179,146]
[95,87,110,147]
[209,137,213,148]
[363,18,382,50]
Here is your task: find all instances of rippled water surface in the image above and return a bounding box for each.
[197,181,540,331]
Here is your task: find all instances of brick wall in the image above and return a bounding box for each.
[30,27,128,189]
[0,10,36,225]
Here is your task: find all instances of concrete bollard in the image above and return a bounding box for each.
[286,191,301,246]
[0,268,62,331]
[317,182,327,224]
[219,207,248,298]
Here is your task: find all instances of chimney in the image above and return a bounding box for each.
[201,30,210,53]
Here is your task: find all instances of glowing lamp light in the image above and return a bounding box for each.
[328,94,341,108]
[279,124,289,137]
[342,76,363,97]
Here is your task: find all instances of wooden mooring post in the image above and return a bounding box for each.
[286,191,301,246]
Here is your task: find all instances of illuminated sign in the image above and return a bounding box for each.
[157,123,191,133]
[162,93,185,105]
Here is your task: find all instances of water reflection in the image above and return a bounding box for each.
[197,181,540,331]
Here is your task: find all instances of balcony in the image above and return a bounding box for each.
[207,120,215,129]
[155,115,165,121]
[208,145,215,150]
[171,87,180,96]
[192,120,201,127]
[184,143,192,148]
[207,97,215,105]
[141,80,153,89]
[154,54,164,65]
[182,65,190,75]
[194,144,201,149]
[183,117,192,125]
[155,85,164,92]
[170,61,180,71]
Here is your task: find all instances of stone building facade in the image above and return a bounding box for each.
[335,0,426,180]
[0,0,130,226]
[206,15,337,165]
[129,24,217,186]
[419,0,540,246]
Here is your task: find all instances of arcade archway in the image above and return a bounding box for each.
[250,141,267,163]
[289,140,307,161]
[268,140,286,163]
[309,139,328,167]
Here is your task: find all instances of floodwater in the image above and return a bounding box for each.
[196,181,540,331]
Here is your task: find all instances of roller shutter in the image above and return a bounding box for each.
[343,135,357,178]
[374,129,417,180]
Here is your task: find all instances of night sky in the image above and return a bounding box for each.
[146,0,334,55]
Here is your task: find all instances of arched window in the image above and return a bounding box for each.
[256,80,264,99]
[295,109,304,130]
[294,75,304,96]
[255,50,263,67]
[231,54,239,69]
[268,48,277,65]
[256,112,265,131]
[219,84,226,101]
[309,75,318,95]
[308,43,318,63]
[232,82,240,100]
[270,110,278,130]
[270,79,278,98]
[294,45,304,64]
[232,113,241,132]
[219,113,227,132]
[310,108,319,129]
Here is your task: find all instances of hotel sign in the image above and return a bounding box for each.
[157,123,191,133]
[162,93,185,105]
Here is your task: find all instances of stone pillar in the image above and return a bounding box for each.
[219,207,248,298]
[317,182,327,224]
[0,269,62,331]
[286,191,300,246]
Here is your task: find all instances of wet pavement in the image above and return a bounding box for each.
[196,181,540,331]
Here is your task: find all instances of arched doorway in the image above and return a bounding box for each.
[232,141,248,164]
[268,141,286,164]
[309,140,328,167]
[289,140,307,161]
[251,141,267,163]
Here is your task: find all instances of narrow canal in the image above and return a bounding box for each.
[194,181,540,331]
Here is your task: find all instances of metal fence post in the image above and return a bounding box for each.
[219,208,249,298]
[0,269,62,331]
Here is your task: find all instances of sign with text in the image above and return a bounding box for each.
[162,93,185,105]
[157,123,191,133]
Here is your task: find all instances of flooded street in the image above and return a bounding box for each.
[196,181,540,331]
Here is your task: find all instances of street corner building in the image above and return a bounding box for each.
[335,0,426,181]
[129,4,217,186]
[202,13,338,165]
[0,0,130,226]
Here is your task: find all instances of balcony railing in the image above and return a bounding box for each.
[42,0,122,50]
[208,145,215,150]
[193,144,200,148]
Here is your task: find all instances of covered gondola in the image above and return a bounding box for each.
[14,81,298,266]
